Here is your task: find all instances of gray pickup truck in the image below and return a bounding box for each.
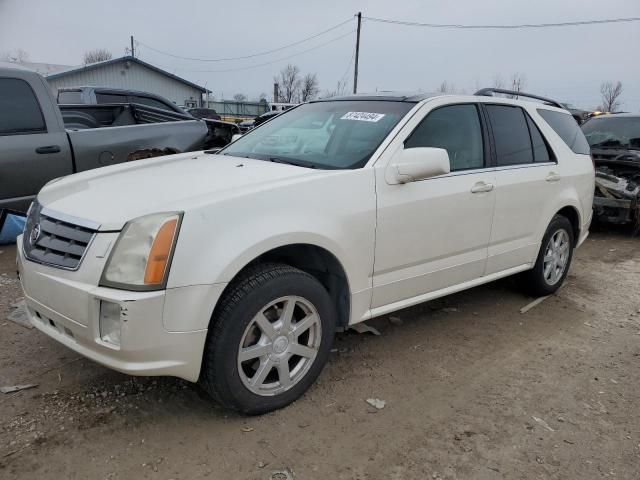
[0,64,238,211]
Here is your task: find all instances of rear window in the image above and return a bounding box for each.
[0,78,46,135]
[537,109,591,155]
[58,90,83,104]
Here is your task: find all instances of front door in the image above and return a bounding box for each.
[0,76,71,211]
[372,103,496,310]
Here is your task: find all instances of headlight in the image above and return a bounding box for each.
[100,212,182,291]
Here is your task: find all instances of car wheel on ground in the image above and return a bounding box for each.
[522,215,575,296]
[199,263,336,414]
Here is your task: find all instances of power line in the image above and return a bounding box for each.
[363,15,640,29]
[136,18,353,62]
[339,46,356,86]
[137,29,356,74]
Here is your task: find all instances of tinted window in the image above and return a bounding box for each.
[222,100,413,169]
[95,93,128,104]
[131,96,174,111]
[526,114,553,162]
[405,104,484,171]
[0,78,46,135]
[538,109,590,155]
[58,90,83,103]
[486,105,533,165]
[581,116,640,150]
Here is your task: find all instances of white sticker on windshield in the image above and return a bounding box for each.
[340,111,385,122]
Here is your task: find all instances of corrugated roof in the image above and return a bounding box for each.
[46,56,210,93]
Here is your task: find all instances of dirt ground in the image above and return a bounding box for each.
[0,230,639,480]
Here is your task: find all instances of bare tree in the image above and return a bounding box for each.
[299,73,319,102]
[600,81,623,112]
[258,92,267,101]
[321,79,349,99]
[509,73,526,98]
[1,48,30,63]
[274,64,301,103]
[233,93,247,102]
[492,74,505,90]
[83,49,113,65]
[437,81,456,94]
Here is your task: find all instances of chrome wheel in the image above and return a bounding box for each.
[543,229,570,286]
[237,296,322,396]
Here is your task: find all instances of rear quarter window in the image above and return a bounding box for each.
[537,109,591,155]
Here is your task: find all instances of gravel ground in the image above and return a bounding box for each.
[0,231,639,480]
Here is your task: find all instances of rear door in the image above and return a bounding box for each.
[483,103,560,274]
[0,74,72,211]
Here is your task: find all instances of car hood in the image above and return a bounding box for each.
[592,147,640,163]
[37,152,323,231]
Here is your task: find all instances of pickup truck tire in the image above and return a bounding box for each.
[521,215,575,297]
[200,263,336,414]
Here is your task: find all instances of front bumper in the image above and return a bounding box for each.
[17,236,216,382]
[593,196,635,224]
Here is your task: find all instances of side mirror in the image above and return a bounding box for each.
[390,147,451,184]
[231,133,243,142]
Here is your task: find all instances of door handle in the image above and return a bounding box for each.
[35,145,61,154]
[471,181,494,193]
[546,172,561,182]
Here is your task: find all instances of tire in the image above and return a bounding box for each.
[521,215,575,297]
[199,263,336,414]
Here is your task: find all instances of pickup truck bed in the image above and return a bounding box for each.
[0,65,237,211]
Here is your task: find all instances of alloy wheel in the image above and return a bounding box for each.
[237,296,322,396]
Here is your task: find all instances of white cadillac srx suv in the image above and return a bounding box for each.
[17,90,594,414]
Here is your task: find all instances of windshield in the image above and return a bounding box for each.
[582,116,640,150]
[220,100,414,169]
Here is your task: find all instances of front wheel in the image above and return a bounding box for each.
[200,263,336,414]
[521,215,575,297]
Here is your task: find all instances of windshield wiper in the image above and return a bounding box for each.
[268,157,316,169]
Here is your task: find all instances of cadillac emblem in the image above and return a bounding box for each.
[29,223,41,246]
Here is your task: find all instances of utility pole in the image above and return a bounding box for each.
[353,12,362,94]
[130,36,135,58]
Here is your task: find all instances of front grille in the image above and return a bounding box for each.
[23,202,97,270]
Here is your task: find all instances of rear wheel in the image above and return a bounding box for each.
[200,263,336,414]
[521,215,575,296]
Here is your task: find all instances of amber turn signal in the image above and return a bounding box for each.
[144,218,178,285]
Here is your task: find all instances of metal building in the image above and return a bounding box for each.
[44,56,209,107]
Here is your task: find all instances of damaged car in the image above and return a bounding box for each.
[582,114,640,232]
[17,89,594,414]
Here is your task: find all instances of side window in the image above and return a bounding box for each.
[95,93,128,104]
[0,78,46,136]
[525,114,554,163]
[537,109,591,155]
[405,104,484,171]
[486,105,533,166]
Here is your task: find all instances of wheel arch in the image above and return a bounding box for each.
[554,205,581,246]
[214,241,353,329]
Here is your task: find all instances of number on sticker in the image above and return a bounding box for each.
[340,112,386,122]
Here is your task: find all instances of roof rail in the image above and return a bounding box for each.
[474,88,564,109]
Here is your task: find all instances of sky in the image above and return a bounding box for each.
[1,0,639,111]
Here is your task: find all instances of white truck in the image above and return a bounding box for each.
[17,89,594,414]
